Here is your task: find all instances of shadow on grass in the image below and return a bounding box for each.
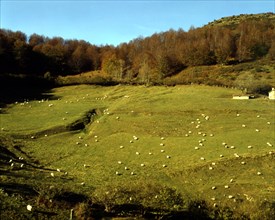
[0,182,38,196]
[0,75,58,109]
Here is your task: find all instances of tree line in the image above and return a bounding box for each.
[0,13,274,84]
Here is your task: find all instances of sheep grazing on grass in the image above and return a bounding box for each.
[136,152,140,155]
[166,155,171,159]
[149,152,153,155]
[120,145,124,149]
[124,167,129,170]
[27,205,32,211]
[242,124,246,128]
[131,172,135,175]
[228,195,234,199]
[84,144,88,147]
[255,129,260,132]
[160,150,165,153]
[267,121,271,125]
[133,136,139,140]
[247,145,252,149]
[200,157,205,160]
[230,178,234,183]
[50,173,54,177]
[220,154,224,158]
[236,114,240,117]
[194,147,199,150]
[118,161,122,164]
[162,164,167,168]
[267,142,272,147]
[56,168,61,172]
[81,182,85,185]
[234,153,240,158]
[224,185,229,189]
[20,164,24,168]
[241,161,246,165]
[257,171,262,175]
[211,186,216,190]
[161,137,165,140]
[140,163,145,167]
[116,171,120,175]
[209,166,213,170]
[160,143,165,146]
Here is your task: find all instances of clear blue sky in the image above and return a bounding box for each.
[1,0,274,46]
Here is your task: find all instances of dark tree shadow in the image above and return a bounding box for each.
[0,75,58,109]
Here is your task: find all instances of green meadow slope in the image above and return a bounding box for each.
[0,85,274,218]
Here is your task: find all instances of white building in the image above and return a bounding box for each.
[269,88,275,100]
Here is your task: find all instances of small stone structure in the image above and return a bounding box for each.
[269,88,275,100]
[232,95,251,100]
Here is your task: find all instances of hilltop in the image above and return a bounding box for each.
[207,12,275,27]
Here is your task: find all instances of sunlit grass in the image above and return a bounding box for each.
[1,84,274,214]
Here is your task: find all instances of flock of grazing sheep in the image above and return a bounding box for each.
[1,85,274,213]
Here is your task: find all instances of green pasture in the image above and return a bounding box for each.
[1,84,274,217]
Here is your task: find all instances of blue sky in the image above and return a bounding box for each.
[1,0,274,46]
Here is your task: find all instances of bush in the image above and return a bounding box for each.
[92,181,184,215]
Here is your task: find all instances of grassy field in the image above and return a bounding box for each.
[0,84,274,219]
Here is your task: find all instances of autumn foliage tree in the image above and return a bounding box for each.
[0,13,274,86]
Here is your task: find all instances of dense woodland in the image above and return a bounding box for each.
[1,13,275,84]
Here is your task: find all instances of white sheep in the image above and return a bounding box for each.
[27,205,32,211]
